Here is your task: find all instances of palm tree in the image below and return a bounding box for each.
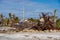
[53,9,57,26]
[8,13,13,27]
[4,17,9,26]
[0,14,4,26]
[14,17,19,23]
[9,13,12,19]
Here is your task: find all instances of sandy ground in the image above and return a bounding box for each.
[0,32,60,40]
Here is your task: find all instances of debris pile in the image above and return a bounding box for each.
[30,13,58,31]
[9,13,60,32]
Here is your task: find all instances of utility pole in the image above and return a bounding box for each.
[22,7,24,21]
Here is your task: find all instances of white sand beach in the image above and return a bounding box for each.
[0,32,60,40]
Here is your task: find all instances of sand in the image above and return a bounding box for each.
[0,32,60,40]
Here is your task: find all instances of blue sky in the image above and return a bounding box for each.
[0,0,60,18]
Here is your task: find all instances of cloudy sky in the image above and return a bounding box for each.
[0,0,60,18]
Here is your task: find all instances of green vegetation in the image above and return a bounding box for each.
[56,18,60,28]
[0,13,19,27]
[28,18,38,22]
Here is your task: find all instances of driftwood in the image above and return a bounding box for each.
[31,13,58,31]
[12,13,59,31]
